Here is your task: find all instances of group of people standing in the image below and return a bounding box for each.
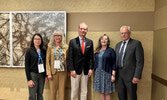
[25,22,144,100]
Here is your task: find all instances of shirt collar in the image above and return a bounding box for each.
[79,36,85,40]
[122,38,130,44]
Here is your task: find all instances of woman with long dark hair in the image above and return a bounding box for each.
[25,33,47,100]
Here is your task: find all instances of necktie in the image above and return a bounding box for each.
[119,41,126,67]
[81,39,85,54]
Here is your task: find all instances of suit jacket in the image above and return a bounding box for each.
[25,47,46,81]
[46,46,68,75]
[115,38,144,81]
[67,37,94,75]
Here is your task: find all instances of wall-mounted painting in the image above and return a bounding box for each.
[0,11,66,67]
[0,13,10,66]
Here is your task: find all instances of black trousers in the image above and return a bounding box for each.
[117,71,137,100]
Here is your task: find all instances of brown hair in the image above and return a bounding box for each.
[95,34,110,54]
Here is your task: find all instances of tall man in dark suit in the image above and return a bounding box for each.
[68,22,94,100]
[115,26,144,100]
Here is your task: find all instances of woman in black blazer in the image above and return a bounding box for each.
[25,33,47,100]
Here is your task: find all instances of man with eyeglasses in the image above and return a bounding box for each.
[68,22,94,100]
[115,26,144,100]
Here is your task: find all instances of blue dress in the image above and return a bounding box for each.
[94,50,115,94]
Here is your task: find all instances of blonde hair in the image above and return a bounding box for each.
[48,30,68,49]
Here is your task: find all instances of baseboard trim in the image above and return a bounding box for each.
[152,73,167,86]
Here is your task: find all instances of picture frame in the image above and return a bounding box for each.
[0,11,66,67]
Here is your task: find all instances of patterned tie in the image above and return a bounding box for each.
[81,39,85,54]
[119,41,126,67]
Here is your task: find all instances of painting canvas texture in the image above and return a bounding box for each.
[0,12,66,67]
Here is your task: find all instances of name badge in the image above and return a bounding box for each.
[38,64,45,73]
[54,60,60,69]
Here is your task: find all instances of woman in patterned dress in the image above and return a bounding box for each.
[46,31,68,100]
[94,34,116,100]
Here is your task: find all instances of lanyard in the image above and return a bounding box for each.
[38,49,43,63]
[54,47,61,59]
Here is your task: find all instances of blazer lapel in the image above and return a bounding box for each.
[124,38,132,57]
[84,38,89,54]
[116,42,122,55]
[116,42,122,64]
[76,37,83,55]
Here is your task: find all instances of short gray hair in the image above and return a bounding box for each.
[120,26,131,33]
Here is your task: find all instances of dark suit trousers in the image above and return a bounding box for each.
[118,69,137,100]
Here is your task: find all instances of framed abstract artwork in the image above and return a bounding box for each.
[0,13,10,66]
[0,11,66,67]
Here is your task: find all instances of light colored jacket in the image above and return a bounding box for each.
[46,46,68,75]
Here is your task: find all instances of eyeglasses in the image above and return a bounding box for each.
[79,28,87,31]
[54,35,62,37]
[34,38,41,41]
[101,38,108,41]
[121,32,129,35]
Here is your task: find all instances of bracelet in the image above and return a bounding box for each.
[112,74,115,77]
